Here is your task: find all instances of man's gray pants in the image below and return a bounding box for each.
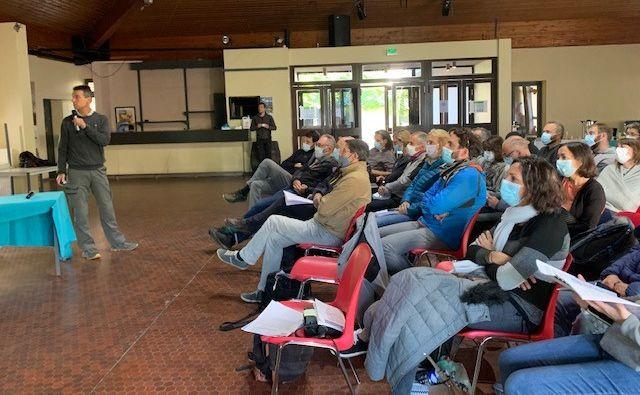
[247,159,292,207]
[64,167,126,254]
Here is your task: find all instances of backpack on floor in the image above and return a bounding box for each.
[248,333,314,384]
[19,151,55,168]
[569,217,638,281]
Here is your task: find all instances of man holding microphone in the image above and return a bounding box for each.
[250,101,277,164]
[56,85,137,260]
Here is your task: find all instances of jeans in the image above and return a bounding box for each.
[377,213,412,228]
[243,191,284,220]
[366,195,402,212]
[499,334,640,394]
[379,221,448,276]
[239,216,341,290]
[247,159,292,207]
[64,167,126,254]
[554,289,582,337]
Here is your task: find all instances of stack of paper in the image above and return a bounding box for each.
[284,190,314,206]
[242,301,303,337]
[314,299,345,332]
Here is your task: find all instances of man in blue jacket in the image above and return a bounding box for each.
[379,128,486,275]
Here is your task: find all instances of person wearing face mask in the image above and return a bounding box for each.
[480,135,509,198]
[376,129,449,228]
[485,136,533,213]
[216,139,371,303]
[377,128,486,276]
[392,130,412,157]
[584,123,616,174]
[347,157,569,394]
[597,138,640,223]
[556,142,606,239]
[280,130,320,173]
[538,121,565,167]
[368,130,396,178]
[368,132,430,212]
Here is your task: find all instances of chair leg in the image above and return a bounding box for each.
[296,280,308,299]
[271,344,284,395]
[469,337,493,395]
[346,357,361,385]
[335,352,355,395]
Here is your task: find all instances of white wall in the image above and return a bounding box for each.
[512,44,640,139]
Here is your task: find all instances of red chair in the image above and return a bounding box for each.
[409,211,480,265]
[297,206,366,257]
[617,207,640,228]
[457,254,573,394]
[261,243,373,395]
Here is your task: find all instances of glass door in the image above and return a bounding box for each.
[391,85,423,132]
[296,88,325,130]
[330,85,359,138]
[430,81,461,129]
[464,80,494,131]
[360,85,389,148]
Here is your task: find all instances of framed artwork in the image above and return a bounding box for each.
[115,106,137,132]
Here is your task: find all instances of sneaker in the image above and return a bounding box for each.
[82,250,101,260]
[216,248,250,270]
[111,242,139,252]
[224,217,246,228]
[222,192,246,203]
[209,227,235,249]
[240,289,263,304]
[340,338,368,358]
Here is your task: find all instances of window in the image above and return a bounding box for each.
[334,87,355,129]
[512,82,543,137]
[432,83,459,126]
[297,89,322,129]
[294,65,352,82]
[394,86,421,127]
[86,79,96,112]
[431,59,492,77]
[362,62,421,80]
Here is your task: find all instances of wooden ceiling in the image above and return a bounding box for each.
[1,0,639,61]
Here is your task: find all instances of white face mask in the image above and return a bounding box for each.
[406,144,417,156]
[483,151,495,162]
[424,144,438,158]
[616,147,633,164]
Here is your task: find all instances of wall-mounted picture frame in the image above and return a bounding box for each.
[115,106,137,132]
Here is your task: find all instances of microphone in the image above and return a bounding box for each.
[71,110,80,131]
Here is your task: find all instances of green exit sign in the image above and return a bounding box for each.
[386,47,397,56]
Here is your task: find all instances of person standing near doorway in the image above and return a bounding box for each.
[251,102,277,164]
[56,85,138,260]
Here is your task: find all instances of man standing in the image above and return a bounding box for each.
[56,85,137,260]
[585,123,616,173]
[251,102,277,165]
[538,121,564,166]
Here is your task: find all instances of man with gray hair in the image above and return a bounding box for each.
[539,121,564,166]
[216,139,372,303]
[502,136,532,165]
[471,127,492,143]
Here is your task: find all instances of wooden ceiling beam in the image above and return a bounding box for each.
[87,0,140,49]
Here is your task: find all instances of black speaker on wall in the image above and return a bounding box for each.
[328,15,351,47]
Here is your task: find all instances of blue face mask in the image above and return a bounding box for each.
[394,144,403,155]
[339,155,351,168]
[374,141,382,150]
[302,143,312,152]
[541,132,553,145]
[500,179,522,207]
[314,146,325,159]
[332,148,340,161]
[442,147,455,164]
[583,134,596,147]
[504,156,514,166]
[556,159,576,177]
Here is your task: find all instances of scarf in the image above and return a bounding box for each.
[597,163,640,212]
[492,204,538,252]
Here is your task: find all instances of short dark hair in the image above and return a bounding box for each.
[545,121,565,139]
[450,127,482,158]
[591,122,611,139]
[73,85,94,98]
[560,141,597,178]
[514,156,564,214]
[346,139,369,162]
[482,135,504,162]
[258,102,266,107]
[303,130,320,142]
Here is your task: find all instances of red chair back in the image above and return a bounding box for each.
[344,206,366,241]
[331,243,372,349]
[457,211,481,257]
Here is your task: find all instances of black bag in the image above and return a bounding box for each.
[19,151,55,168]
[569,218,638,281]
[248,333,314,384]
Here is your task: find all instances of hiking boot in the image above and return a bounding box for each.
[82,250,101,260]
[240,289,263,304]
[209,227,235,249]
[222,192,247,203]
[111,241,139,252]
[216,248,250,270]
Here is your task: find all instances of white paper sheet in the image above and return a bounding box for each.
[451,260,484,274]
[314,299,345,332]
[284,190,314,206]
[374,209,397,218]
[372,192,389,200]
[242,301,303,337]
[535,260,640,308]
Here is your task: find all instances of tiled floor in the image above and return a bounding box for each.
[0,177,499,394]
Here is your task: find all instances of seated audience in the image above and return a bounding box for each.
[480,135,509,198]
[556,245,640,337]
[216,139,371,303]
[539,120,565,166]
[501,299,640,394]
[378,128,486,275]
[471,127,491,144]
[598,138,640,215]
[368,130,396,177]
[485,136,532,211]
[367,132,429,212]
[392,129,412,157]
[625,122,640,139]
[557,142,606,239]
[376,129,448,227]
[354,157,569,394]
[584,123,616,173]
[222,130,319,205]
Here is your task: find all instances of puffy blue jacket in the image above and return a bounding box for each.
[401,158,444,219]
[418,164,487,249]
[600,245,640,296]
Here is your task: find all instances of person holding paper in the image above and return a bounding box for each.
[216,139,371,303]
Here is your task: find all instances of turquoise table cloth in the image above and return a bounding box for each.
[0,191,76,260]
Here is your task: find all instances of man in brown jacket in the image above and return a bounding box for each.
[217,139,372,303]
